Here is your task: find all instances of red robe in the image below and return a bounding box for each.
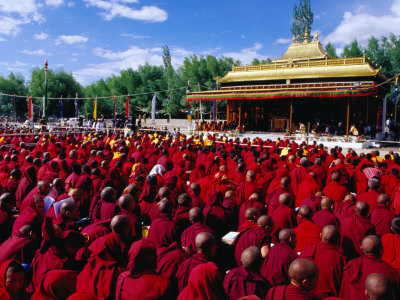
[370,204,395,237]
[334,200,355,224]
[271,205,296,241]
[381,233,400,272]
[356,189,380,212]
[181,222,215,254]
[0,230,33,265]
[293,219,321,252]
[312,208,339,229]
[147,213,177,248]
[300,242,345,298]
[340,214,375,260]
[157,242,187,280]
[235,181,263,205]
[340,254,400,300]
[223,266,270,300]
[294,176,320,208]
[266,282,314,300]
[176,252,211,292]
[323,181,349,205]
[260,241,298,286]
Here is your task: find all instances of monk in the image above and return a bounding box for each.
[340,201,375,260]
[0,225,36,265]
[300,225,345,298]
[290,157,310,195]
[176,232,217,291]
[0,193,17,242]
[312,197,339,228]
[115,239,170,300]
[76,215,131,300]
[340,235,400,299]
[173,193,192,238]
[323,172,349,205]
[177,262,226,300]
[12,195,44,234]
[238,192,265,227]
[294,173,320,208]
[117,194,141,239]
[334,193,356,224]
[293,205,322,252]
[189,182,205,209]
[181,207,215,255]
[370,194,395,237]
[270,193,296,241]
[31,269,77,300]
[267,177,293,216]
[0,260,26,300]
[309,157,327,188]
[237,207,259,232]
[357,178,380,212]
[381,217,400,272]
[266,258,319,300]
[233,215,273,266]
[235,170,262,206]
[301,191,323,213]
[364,273,394,300]
[224,246,270,300]
[147,199,178,248]
[260,228,298,286]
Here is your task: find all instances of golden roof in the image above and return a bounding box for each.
[218,35,383,84]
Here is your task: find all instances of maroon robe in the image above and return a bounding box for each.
[340,254,400,300]
[300,242,345,298]
[223,266,270,300]
[382,233,400,272]
[293,219,322,253]
[181,222,215,254]
[323,181,349,205]
[176,252,211,291]
[271,204,296,242]
[147,213,178,248]
[370,204,395,237]
[15,166,37,208]
[260,241,298,286]
[267,187,293,216]
[301,195,322,213]
[266,283,314,300]
[334,200,355,224]
[357,189,380,212]
[157,241,187,280]
[312,208,339,229]
[232,226,270,267]
[340,214,375,260]
[0,230,33,265]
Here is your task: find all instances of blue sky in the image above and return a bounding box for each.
[0,0,398,85]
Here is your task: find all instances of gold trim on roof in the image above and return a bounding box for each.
[273,40,329,63]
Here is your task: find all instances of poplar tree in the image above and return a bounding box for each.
[290,0,314,43]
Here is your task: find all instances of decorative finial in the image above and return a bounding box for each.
[293,35,297,44]
[44,58,48,71]
[315,32,319,41]
[304,28,309,43]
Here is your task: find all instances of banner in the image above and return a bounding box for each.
[113,96,116,122]
[59,95,62,119]
[93,97,97,120]
[395,77,398,104]
[151,93,156,123]
[13,94,16,121]
[166,93,171,123]
[213,83,217,121]
[28,96,32,121]
[75,93,79,118]
[126,95,130,118]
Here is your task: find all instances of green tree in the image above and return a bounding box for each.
[325,43,338,58]
[0,73,28,119]
[342,39,363,58]
[290,0,314,43]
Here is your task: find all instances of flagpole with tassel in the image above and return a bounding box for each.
[43,59,48,118]
[395,76,398,123]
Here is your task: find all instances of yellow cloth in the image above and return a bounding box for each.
[280,147,290,157]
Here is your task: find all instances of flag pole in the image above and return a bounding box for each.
[44,59,48,118]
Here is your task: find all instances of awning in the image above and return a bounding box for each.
[186,85,378,103]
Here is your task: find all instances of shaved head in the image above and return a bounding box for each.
[189,207,204,224]
[118,194,135,211]
[241,246,262,271]
[158,199,173,215]
[195,232,217,257]
[178,193,192,207]
[257,215,273,231]
[279,193,292,206]
[376,194,390,205]
[321,197,334,211]
[279,228,296,248]
[344,194,355,203]
[245,207,259,221]
[110,215,131,237]
[365,273,392,300]
[299,205,313,220]
[288,258,319,291]
[321,225,339,245]
[158,187,171,200]
[281,177,291,188]
[356,201,370,217]
[362,235,383,256]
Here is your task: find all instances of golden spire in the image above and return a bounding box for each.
[315,32,319,41]
[293,35,297,44]
[304,28,309,44]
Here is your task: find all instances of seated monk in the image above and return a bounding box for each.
[266,258,319,300]
[115,239,170,299]
[300,225,345,298]
[270,193,296,242]
[173,193,192,239]
[340,201,375,260]
[260,228,298,286]
[371,194,395,237]
[323,172,349,205]
[147,199,178,248]
[294,173,320,208]
[233,215,273,266]
[334,193,355,224]
[357,178,381,212]
[235,170,262,206]
[0,260,27,300]
[31,269,78,300]
[224,246,270,300]
[293,205,322,252]
[12,195,44,235]
[312,197,339,229]
[365,273,394,300]
[267,176,293,216]
[181,207,215,255]
[189,182,205,209]
[381,217,400,272]
[340,235,400,299]
[237,207,259,232]
[117,194,141,240]
[91,187,118,224]
[176,232,217,292]
[76,215,131,300]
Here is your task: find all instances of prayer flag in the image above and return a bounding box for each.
[113,96,117,124]
[75,93,79,118]
[126,95,130,118]
[93,97,97,120]
[213,83,217,121]
[28,96,32,121]
[166,93,171,123]
[151,93,156,123]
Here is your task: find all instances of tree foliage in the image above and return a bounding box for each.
[0,73,28,119]
[290,0,314,43]
[325,43,338,58]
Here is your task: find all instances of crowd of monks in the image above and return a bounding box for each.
[0,128,399,299]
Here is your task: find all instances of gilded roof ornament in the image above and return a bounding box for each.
[293,35,297,44]
[315,32,319,41]
[304,28,309,44]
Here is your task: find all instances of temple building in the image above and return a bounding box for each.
[186,32,389,133]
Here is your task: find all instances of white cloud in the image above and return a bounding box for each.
[241,35,245,39]
[0,16,28,35]
[222,43,265,64]
[84,0,167,22]
[21,49,51,55]
[0,0,43,22]
[121,33,150,39]
[324,0,400,47]
[55,35,88,45]
[71,58,78,62]
[45,0,64,6]
[0,37,6,42]
[34,32,48,40]
[67,2,75,7]
[274,38,292,45]
[202,47,222,55]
